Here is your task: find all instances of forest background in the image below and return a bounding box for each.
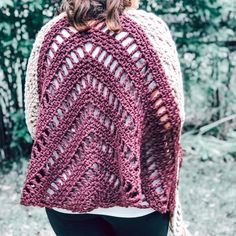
[0,0,235,235]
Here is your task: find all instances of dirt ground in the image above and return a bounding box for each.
[0,153,235,236]
[178,153,236,236]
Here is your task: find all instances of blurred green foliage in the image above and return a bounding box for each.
[0,0,59,172]
[0,0,236,173]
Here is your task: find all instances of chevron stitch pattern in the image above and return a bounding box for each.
[20,9,189,236]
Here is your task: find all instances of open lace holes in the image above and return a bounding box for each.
[127,43,137,54]
[55,35,63,44]
[160,114,168,122]
[147,81,157,93]
[51,42,58,51]
[65,57,73,69]
[35,175,41,183]
[49,84,54,95]
[130,191,138,198]
[84,42,93,53]
[77,47,84,58]
[121,37,133,47]
[164,122,172,129]
[154,98,163,109]
[141,64,148,74]
[48,49,53,59]
[115,31,128,40]
[92,46,101,58]
[125,182,132,192]
[61,28,70,37]
[110,60,118,72]
[151,88,161,101]
[53,115,59,126]
[98,50,106,62]
[157,106,166,115]
[39,169,45,177]
[135,57,145,68]
[70,51,79,63]
[104,54,113,67]
[132,50,141,59]
[53,77,59,89]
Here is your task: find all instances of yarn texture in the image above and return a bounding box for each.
[20,8,190,236]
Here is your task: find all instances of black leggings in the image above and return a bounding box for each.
[45,207,170,236]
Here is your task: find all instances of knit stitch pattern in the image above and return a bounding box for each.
[20,8,188,236]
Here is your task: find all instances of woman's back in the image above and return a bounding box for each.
[20,6,188,236]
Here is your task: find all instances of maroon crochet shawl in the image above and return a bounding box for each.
[20,12,184,214]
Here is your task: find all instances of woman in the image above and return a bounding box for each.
[20,0,191,235]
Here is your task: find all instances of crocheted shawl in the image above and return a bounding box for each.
[20,8,189,236]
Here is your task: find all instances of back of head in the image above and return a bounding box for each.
[58,0,134,33]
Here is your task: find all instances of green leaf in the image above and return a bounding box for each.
[0,0,13,8]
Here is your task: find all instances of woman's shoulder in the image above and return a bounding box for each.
[124,8,170,34]
[124,8,176,55]
[125,8,158,19]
